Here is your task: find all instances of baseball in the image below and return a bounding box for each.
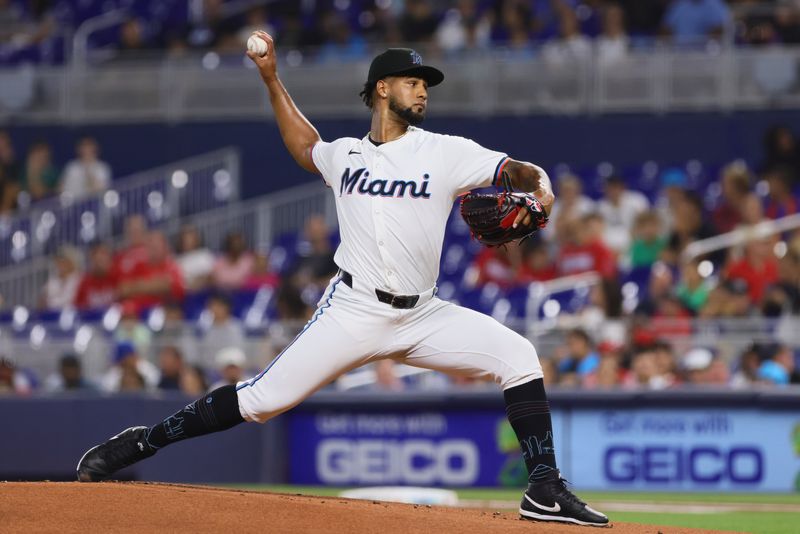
[247,34,269,57]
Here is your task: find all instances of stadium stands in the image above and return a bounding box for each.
[0,140,798,395]
[3,0,800,68]
[1,1,799,399]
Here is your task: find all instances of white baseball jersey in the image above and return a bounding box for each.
[311,126,509,295]
[236,126,542,425]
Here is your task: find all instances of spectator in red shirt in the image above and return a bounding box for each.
[650,294,693,341]
[118,230,184,313]
[75,242,117,311]
[711,161,751,233]
[113,214,149,282]
[518,239,556,283]
[557,213,617,279]
[725,238,780,304]
[469,245,522,288]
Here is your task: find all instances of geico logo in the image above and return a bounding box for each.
[316,438,479,485]
[604,446,763,484]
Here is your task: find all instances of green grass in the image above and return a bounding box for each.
[227,484,800,505]
[220,485,800,533]
[609,511,798,534]
[456,488,800,505]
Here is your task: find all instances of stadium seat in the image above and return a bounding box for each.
[621,265,653,300]
[506,285,531,320]
[458,285,503,315]
[232,289,259,319]
[182,291,210,321]
[623,161,660,200]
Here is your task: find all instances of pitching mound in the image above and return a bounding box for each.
[1,482,728,534]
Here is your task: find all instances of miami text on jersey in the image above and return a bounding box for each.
[339,167,431,199]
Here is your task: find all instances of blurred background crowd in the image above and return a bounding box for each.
[0,117,798,396]
[0,131,111,213]
[2,0,800,67]
[0,0,799,399]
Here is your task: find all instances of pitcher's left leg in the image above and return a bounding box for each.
[399,300,608,527]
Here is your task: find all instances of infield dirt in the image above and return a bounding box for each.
[0,482,734,534]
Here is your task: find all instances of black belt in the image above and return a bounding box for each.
[339,269,420,309]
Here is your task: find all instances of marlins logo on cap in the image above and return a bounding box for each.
[366,48,444,87]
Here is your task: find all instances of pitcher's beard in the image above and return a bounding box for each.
[389,96,425,126]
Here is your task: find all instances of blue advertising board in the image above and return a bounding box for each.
[568,409,800,492]
[289,408,800,491]
[288,410,566,487]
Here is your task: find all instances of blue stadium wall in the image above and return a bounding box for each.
[3,392,799,491]
[6,110,797,199]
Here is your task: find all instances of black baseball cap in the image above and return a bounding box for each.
[367,48,444,87]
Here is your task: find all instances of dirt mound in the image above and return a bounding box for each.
[0,482,729,534]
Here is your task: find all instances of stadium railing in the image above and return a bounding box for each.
[0,147,240,266]
[683,213,800,262]
[0,179,333,308]
[3,45,800,123]
[180,180,335,253]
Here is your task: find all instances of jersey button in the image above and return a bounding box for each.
[379,241,384,246]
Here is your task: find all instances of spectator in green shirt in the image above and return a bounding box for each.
[676,259,710,312]
[21,140,59,202]
[629,209,667,268]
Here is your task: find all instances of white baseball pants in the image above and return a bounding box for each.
[236,274,543,423]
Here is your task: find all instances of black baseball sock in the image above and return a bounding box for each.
[144,385,245,450]
[504,378,559,484]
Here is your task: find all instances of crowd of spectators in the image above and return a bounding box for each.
[0,209,339,396]
[114,0,800,62]
[1,122,800,396]
[0,130,113,215]
[460,123,800,390]
[3,1,800,67]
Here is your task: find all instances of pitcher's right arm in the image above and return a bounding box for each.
[247,31,321,174]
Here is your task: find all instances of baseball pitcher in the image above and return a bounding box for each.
[77,33,608,527]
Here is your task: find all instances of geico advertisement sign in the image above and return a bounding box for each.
[316,438,479,485]
[604,446,763,484]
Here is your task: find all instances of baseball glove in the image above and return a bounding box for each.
[460,191,548,247]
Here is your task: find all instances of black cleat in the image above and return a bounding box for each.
[520,473,609,527]
[76,426,156,482]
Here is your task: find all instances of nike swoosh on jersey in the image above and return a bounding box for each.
[524,493,561,513]
[348,149,361,155]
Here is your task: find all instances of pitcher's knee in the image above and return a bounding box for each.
[499,337,544,390]
[235,384,300,424]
